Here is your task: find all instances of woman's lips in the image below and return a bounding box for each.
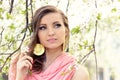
[47,38,57,43]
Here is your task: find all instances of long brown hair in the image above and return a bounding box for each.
[28,5,70,72]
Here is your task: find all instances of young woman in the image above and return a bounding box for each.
[9,5,89,80]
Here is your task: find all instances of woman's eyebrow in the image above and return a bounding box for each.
[39,23,46,26]
[39,21,61,26]
[53,21,60,24]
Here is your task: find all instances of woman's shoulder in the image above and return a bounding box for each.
[63,53,90,80]
[71,64,90,80]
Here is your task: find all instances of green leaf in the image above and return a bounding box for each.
[97,13,101,20]
[71,26,80,34]
[111,8,117,12]
[0,7,3,12]
[118,16,120,19]
[83,0,87,3]
[0,1,2,5]
[88,46,93,50]
[0,14,3,19]
[0,58,4,63]
[10,35,15,42]
[115,29,119,32]
[6,13,12,19]
[9,23,15,30]
[4,34,15,42]
[21,10,26,14]
[83,40,88,46]
[5,35,8,40]
[79,44,83,50]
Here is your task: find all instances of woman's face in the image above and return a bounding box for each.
[37,13,67,50]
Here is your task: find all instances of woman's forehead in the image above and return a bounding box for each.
[40,13,63,24]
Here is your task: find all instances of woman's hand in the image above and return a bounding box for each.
[16,52,33,80]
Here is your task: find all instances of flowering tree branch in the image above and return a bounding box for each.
[9,0,14,14]
[0,0,29,72]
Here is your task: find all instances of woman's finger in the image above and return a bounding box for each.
[17,58,33,72]
[24,59,33,70]
[19,52,26,59]
[18,54,33,64]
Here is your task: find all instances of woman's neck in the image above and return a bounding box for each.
[43,46,64,70]
[45,47,63,62]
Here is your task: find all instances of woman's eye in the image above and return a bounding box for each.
[39,26,46,30]
[54,24,61,28]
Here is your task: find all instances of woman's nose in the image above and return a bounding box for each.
[48,28,55,36]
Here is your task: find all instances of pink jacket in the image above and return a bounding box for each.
[9,53,76,80]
